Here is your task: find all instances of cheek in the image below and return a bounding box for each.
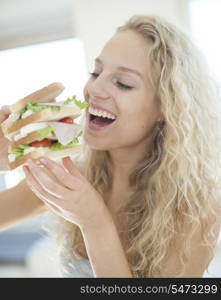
[119,107,157,139]
[123,105,149,126]
[83,81,90,101]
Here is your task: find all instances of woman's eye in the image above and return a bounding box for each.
[89,72,99,78]
[116,81,133,90]
[89,72,133,91]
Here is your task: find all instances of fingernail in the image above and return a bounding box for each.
[23,166,28,173]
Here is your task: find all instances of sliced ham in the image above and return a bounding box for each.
[47,121,81,145]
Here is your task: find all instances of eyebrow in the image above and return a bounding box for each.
[95,58,143,80]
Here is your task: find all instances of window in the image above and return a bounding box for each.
[189,0,221,85]
[190,0,221,277]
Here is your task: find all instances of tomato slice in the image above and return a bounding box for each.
[59,117,74,124]
[31,138,52,148]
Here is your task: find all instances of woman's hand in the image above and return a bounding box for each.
[23,156,112,230]
[0,106,11,171]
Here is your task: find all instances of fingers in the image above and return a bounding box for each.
[62,156,85,179]
[25,159,69,202]
[38,157,83,190]
[62,156,76,176]
[1,105,11,114]
[23,165,61,210]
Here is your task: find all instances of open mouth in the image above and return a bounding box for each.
[89,114,116,126]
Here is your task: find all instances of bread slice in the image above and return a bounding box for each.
[10,82,65,113]
[2,106,81,139]
[1,82,65,138]
[9,144,83,170]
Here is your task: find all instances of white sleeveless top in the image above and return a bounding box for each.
[44,213,94,277]
[59,248,94,278]
[61,258,94,278]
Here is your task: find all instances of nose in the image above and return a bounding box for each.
[84,74,110,102]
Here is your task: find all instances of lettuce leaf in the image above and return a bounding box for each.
[68,138,78,147]
[68,130,83,146]
[50,131,83,150]
[64,95,88,110]
[11,144,31,158]
[37,127,54,141]
[27,101,61,112]
[19,95,88,119]
[50,142,62,150]
[19,101,61,119]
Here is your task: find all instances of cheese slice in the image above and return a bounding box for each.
[47,121,81,145]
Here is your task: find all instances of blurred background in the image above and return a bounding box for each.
[0,0,221,277]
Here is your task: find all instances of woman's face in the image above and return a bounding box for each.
[83,29,161,151]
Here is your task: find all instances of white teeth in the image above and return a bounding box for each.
[89,107,116,120]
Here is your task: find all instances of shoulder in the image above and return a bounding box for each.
[161,207,221,277]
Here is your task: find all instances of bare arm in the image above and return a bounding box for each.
[0,178,48,231]
[81,217,133,278]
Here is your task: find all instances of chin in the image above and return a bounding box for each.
[89,146,108,151]
[83,135,109,151]
[87,143,110,151]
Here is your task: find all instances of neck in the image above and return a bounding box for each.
[108,137,153,192]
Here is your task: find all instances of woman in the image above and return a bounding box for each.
[0,15,221,278]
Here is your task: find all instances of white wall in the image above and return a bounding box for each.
[0,0,74,49]
[0,0,191,65]
[72,0,191,71]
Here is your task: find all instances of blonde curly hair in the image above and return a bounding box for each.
[53,15,221,277]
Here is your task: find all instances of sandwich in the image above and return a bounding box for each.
[1,82,88,170]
